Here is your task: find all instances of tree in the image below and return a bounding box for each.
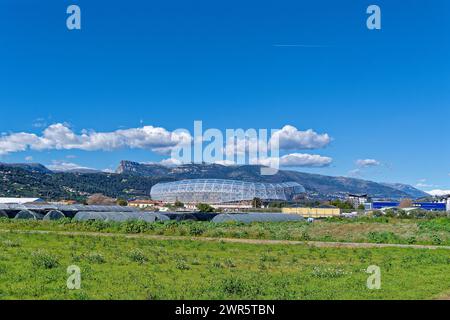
[87,193,116,205]
[174,200,184,208]
[252,197,262,208]
[358,204,366,210]
[196,203,215,213]
[117,199,128,206]
[399,199,413,208]
[330,200,354,210]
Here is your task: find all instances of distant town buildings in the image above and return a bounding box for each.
[128,200,162,209]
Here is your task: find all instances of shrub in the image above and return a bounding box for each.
[2,240,21,248]
[224,258,236,268]
[221,277,246,295]
[175,258,190,270]
[86,252,106,264]
[367,231,400,244]
[311,266,350,279]
[189,224,206,236]
[121,220,152,234]
[31,250,60,269]
[407,236,417,244]
[432,234,442,245]
[128,249,148,264]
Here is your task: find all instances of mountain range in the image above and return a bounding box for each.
[0,161,429,201]
[116,161,429,199]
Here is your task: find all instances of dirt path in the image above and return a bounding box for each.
[1,228,450,250]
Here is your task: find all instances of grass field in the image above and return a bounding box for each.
[1,216,449,246]
[0,228,449,300]
[0,217,449,300]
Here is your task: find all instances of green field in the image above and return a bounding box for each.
[0,222,449,300]
[1,216,449,246]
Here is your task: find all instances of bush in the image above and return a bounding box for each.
[311,266,350,279]
[2,240,21,248]
[128,249,148,264]
[221,277,247,295]
[121,220,152,234]
[31,250,60,269]
[175,258,190,270]
[432,234,442,245]
[85,252,106,264]
[189,224,206,236]
[367,231,400,244]
[196,203,215,213]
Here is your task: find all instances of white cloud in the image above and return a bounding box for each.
[221,125,331,160]
[271,125,331,150]
[0,123,192,155]
[0,124,332,170]
[159,158,184,167]
[254,153,332,168]
[356,159,380,167]
[279,153,332,167]
[46,160,95,172]
[427,189,450,196]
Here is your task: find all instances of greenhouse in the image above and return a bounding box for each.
[43,210,66,221]
[73,211,170,223]
[151,179,306,204]
[0,204,139,219]
[14,210,44,220]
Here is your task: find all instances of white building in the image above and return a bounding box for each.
[347,194,369,208]
[0,197,44,204]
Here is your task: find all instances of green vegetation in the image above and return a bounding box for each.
[196,203,215,213]
[174,200,184,208]
[0,217,449,300]
[0,230,449,300]
[252,197,262,208]
[0,165,168,201]
[329,200,355,210]
[116,199,128,207]
[0,216,449,246]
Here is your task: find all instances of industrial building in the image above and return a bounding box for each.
[150,179,306,204]
[372,201,448,211]
[282,207,341,218]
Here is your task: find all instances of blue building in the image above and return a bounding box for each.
[372,201,447,211]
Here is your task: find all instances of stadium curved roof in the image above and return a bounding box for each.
[151,179,306,204]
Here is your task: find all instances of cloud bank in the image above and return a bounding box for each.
[0,123,333,169]
[0,123,191,155]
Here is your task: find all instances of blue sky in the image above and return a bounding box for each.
[0,0,449,192]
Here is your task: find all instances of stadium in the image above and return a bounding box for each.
[150,179,306,204]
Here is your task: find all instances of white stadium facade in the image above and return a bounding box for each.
[150,179,306,204]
